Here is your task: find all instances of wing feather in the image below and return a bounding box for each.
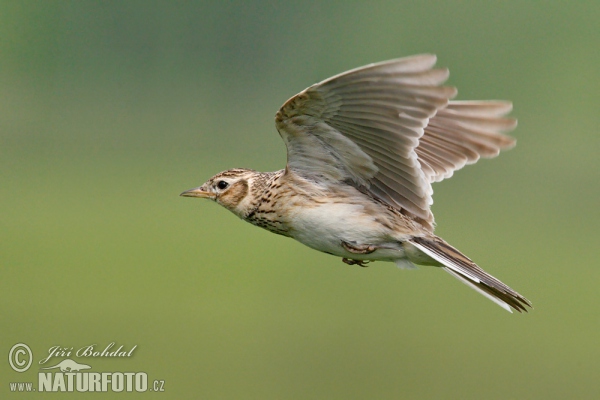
[420,101,517,182]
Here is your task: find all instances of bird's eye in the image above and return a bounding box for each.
[216,180,229,190]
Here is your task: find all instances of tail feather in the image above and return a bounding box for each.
[410,236,532,313]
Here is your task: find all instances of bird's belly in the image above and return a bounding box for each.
[286,202,407,260]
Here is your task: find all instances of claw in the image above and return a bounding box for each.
[341,240,377,254]
[342,258,371,267]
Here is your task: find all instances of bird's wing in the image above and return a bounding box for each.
[418,100,517,183]
[275,54,515,228]
[275,54,451,226]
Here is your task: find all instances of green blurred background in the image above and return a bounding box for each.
[2,1,599,398]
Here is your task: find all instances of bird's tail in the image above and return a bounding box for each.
[409,236,532,313]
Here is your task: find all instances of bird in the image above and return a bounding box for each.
[181,54,532,313]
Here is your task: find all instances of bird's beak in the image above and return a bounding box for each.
[180,187,215,199]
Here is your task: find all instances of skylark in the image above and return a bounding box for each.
[181,54,531,313]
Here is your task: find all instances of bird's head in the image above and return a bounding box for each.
[180,168,259,217]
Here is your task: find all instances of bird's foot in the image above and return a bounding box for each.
[342,258,371,267]
[341,240,377,254]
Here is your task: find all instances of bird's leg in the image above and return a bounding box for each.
[340,241,378,267]
[341,240,377,254]
[342,258,371,267]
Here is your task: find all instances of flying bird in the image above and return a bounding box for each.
[181,54,532,313]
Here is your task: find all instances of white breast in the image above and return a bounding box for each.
[286,201,407,260]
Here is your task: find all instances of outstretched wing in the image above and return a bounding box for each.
[275,54,515,229]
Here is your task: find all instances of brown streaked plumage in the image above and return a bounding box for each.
[181,54,532,313]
